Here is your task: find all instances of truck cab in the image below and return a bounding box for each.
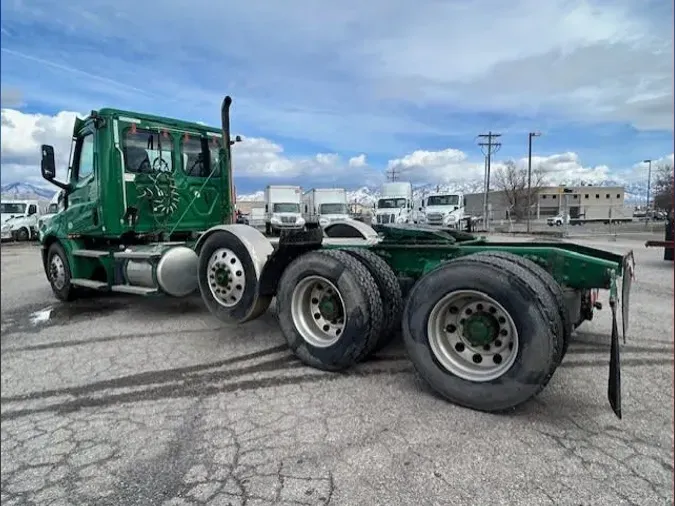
[1,199,41,241]
[423,193,466,229]
[264,185,305,235]
[375,182,417,225]
[39,108,234,243]
[302,188,351,228]
[37,99,241,300]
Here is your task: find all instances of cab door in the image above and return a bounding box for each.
[64,123,100,235]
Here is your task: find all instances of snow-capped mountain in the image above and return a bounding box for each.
[1,182,57,201]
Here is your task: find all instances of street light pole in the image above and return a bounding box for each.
[526,132,541,233]
[643,159,653,211]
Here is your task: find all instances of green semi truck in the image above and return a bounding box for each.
[38,96,634,419]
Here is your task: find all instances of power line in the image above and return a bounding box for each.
[477,131,502,229]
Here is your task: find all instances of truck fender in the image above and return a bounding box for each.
[324,220,380,240]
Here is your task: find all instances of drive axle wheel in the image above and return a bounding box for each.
[197,226,274,324]
[277,249,383,371]
[427,290,518,382]
[402,256,563,413]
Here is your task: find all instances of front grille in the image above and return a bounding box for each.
[280,216,296,224]
[426,213,443,224]
[377,214,394,224]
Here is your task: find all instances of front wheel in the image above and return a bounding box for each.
[46,242,77,301]
[17,227,30,241]
[402,256,563,413]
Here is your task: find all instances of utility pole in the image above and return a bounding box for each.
[643,159,653,211]
[643,158,653,227]
[386,166,400,182]
[526,132,542,233]
[477,131,502,230]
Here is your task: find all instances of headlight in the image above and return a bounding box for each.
[396,215,406,223]
[270,216,281,224]
[297,217,306,226]
[319,218,329,226]
[444,214,457,224]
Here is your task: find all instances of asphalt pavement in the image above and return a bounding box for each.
[1,237,673,506]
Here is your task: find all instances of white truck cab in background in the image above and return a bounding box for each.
[302,188,351,228]
[37,191,64,240]
[423,192,466,229]
[264,185,306,235]
[374,182,420,225]
[1,199,42,241]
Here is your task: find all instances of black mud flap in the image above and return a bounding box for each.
[608,300,621,419]
[621,250,635,343]
[608,250,634,420]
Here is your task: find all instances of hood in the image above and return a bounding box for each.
[425,205,460,213]
[376,208,406,215]
[320,213,349,220]
[272,211,301,217]
[1,213,23,224]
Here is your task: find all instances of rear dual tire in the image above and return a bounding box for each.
[402,254,564,413]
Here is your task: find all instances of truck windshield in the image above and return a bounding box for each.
[427,195,460,206]
[377,198,407,209]
[320,203,348,215]
[1,203,26,214]
[273,203,300,213]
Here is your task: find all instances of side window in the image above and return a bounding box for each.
[123,128,175,174]
[77,134,95,180]
[180,134,222,178]
[28,204,37,215]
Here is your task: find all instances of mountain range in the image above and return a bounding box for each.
[1,179,651,207]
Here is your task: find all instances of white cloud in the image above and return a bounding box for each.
[2,108,672,197]
[1,0,671,159]
[0,109,382,187]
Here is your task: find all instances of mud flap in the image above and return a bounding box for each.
[608,299,621,419]
[608,251,634,420]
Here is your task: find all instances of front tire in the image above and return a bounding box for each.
[17,227,29,241]
[402,256,563,413]
[276,249,384,371]
[46,242,77,301]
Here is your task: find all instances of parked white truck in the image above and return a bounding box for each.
[374,182,419,225]
[302,188,351,228]
[264,185,305,235]
[422,192,466,229]
[1,199,42,241]
[37,191,64,240]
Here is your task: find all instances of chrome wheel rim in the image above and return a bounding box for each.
[49,255,66,290]
[291,275,346,348]
[427,290,519,382]
[207,248,246,307]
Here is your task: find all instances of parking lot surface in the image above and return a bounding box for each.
[1,237,673,506]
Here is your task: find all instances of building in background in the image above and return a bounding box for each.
[464,185,627,221]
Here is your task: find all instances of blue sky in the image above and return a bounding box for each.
[1,0,673,194]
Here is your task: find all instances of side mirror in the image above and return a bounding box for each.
[41,144,57,180]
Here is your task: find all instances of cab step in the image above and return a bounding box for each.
[70,278,108,289]
[110,285,158,295]
[73,250,109,258]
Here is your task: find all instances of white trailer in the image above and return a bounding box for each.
[302,188,350,227]
[374,182,419,225]
[1,199,43,241]
[422,192,466,229]
[264,185,305,235]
